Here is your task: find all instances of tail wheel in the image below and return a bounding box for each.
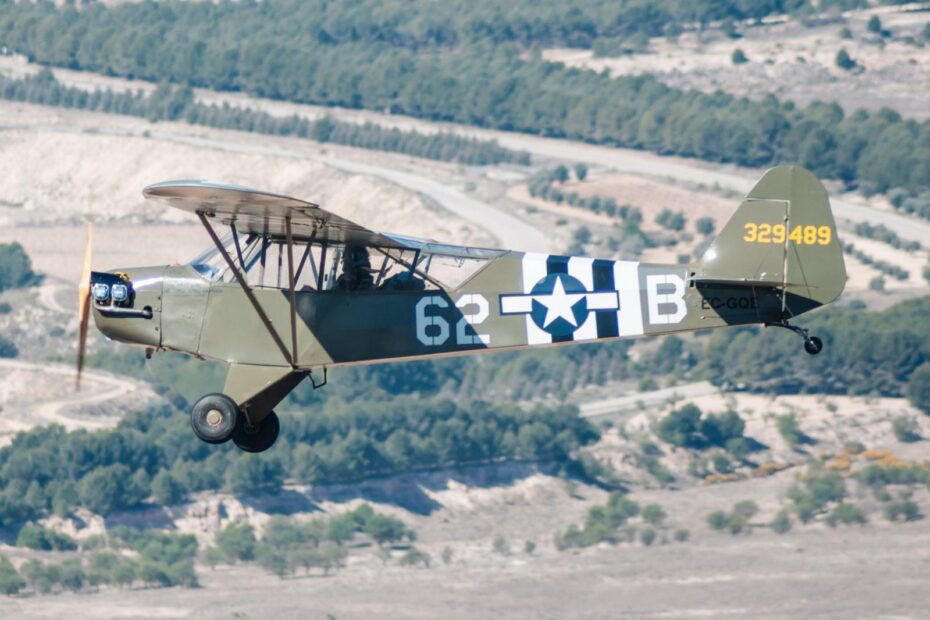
[191,393,240,444]
[804,336,823,356]
[233,411,280,453]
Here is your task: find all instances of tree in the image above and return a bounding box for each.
[573,163,588,181]
[907,363,930,415]
[151,470,187,506]
[0,336,17,359]
[364,513,407,546]
[79,464,136,514]
[835,49,856,71]
[0,554,25,595]
[215,522,256,562]
[731,48,748,64]
[866,16,882,36]
[695,217,715,236]
[657,404,702,447]
[553,165,570,184]
[0,243,40,292]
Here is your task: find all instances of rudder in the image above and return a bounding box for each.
[695,165,846,317]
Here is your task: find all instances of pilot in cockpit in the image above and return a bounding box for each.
[334,244,375,291]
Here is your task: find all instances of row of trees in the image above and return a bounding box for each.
[842,242,909,280]
[1,2,928,194]
[697,296,930,399]
[0,528,198,596]
[206,504,411,577]
[0,396,598,526]
[527,167,644,223]
[0,71,529,166]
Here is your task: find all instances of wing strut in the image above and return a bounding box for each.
[285,216,299,367]
[197,212,295,367]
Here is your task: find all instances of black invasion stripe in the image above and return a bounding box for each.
[593,259,619,339]
[546,255,569,274]
[547,254,572,342]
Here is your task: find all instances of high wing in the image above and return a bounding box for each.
[143,180,412,250]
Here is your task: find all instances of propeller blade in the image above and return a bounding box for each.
[76,217,93,390]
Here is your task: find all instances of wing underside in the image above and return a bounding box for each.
[143,180,411,249]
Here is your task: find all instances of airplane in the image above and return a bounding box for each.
[76,165,846,452]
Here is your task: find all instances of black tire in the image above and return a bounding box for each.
[804,336,823,355]
[190,393,240,444]
[233,411,280,453]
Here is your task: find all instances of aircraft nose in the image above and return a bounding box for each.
[90,267,164,348]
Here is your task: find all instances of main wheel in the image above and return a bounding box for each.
[804,336,823,355]
[191,393,240,444]
[233,411,280,453]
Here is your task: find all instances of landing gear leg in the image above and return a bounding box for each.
[766,320,823,356]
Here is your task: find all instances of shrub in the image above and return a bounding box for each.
[826,503,866,527]
[398,547,431,568]
[707,510,728,530]
[0,554,25,595]
[673,528,690,542]
[640,528,657,546]
[15,524,77,551]
[0,302,10,315]
[492,534,510,556]
[523,540,536,555]
[732,500,759,520]
[770,509,792,534]
[835,48,857,70]
[884,493,921,522]
[441,546,454,564]
[641,503,666,526]
[776,413,804,448]
[731,48,748,64]
[891,416,921,442]
[0,335,17,359]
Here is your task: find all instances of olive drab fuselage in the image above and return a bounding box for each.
[89,165,846,446]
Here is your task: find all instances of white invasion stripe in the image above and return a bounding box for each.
[587,291,620,310]
[522,253,552,345]
[501,295,533,314]
[568,256,597,341]
[614,261,644,337]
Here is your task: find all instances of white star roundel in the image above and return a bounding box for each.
[500,272,619,339]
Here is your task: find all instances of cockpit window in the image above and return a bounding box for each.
[188,234,503,292]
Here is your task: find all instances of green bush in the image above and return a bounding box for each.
[214,522,256,562]
[0,335,17,359]
[398,547,431,568]
[707,510,728,531]
[891,416,921,442]
[883,493,921,522]
[640,528,657,546]
[0,554,25,595]
[0,243,41,293]
[770,509,792,534]
[641,503,666,526]
[492,534,510,556]
[826,503,866,527]
[673,528,690,542]
[15,524,77,551]
[907,364,930,415]
[731,48,748,64]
